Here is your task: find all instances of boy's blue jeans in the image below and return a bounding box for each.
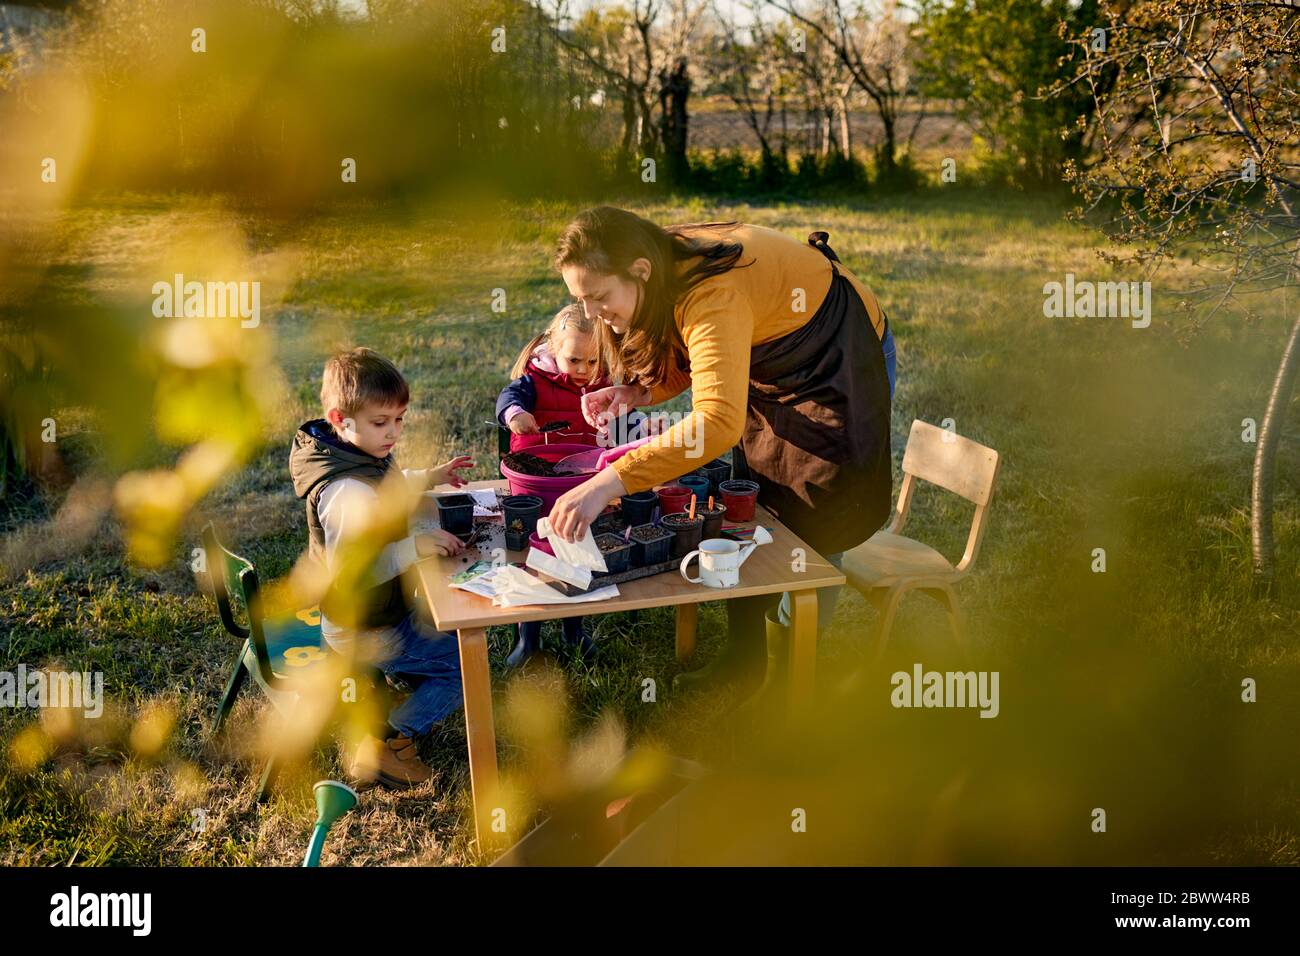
[374,612,463,739]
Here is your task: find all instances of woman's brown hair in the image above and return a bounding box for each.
[553,206,750,387]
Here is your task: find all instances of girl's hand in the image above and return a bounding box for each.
[508,412,539,435]
[548,467,627,542]
[580,384,649,437]
[416,529,465,558]
[431,455,475,488]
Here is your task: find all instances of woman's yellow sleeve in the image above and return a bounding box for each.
[646,360,692,405]
[613,284,754,493]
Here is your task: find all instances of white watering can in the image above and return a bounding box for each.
[680,526,773,589]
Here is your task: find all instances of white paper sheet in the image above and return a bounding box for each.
[525,547,592,589]
[535,516,607,573]
[449,562,619,606]
[488,566,619,607]
[469,488,499,517]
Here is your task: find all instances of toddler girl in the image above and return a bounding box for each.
[497,304,610,450]
[495,305,609,667]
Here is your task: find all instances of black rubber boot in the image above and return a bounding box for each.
[728,609,796,732]
[505,621,543,671]
[561,617,597,665]
[672,594,774,696]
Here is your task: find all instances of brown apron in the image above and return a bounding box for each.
[733,232,893,556]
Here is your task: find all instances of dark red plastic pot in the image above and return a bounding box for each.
[719,479,760,522]
[656,484,692,516]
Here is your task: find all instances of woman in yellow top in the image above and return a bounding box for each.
[547,206,895,694]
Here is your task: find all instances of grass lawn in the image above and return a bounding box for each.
[2,188,1297,865]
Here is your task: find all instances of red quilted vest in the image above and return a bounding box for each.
[510,361,610,452]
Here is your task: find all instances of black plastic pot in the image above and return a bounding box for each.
[628,523,673,567]
[591,509,623,537]
[698,458,732,499]
[435,493,475,536]
[594,533,633,574]
[697,503,727,541]
[660,511,704,560]
[502,494,543,551]
[620,491,658,526]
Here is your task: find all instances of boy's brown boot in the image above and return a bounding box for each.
[348,733,432,790]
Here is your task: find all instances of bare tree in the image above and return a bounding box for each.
[706,0,784,158]
[773,1,856,157]
[1066,1,1300,591]
[764,0,914,176]
[544,0,704,176]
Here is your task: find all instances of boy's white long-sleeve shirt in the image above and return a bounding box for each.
[316,468,428,646]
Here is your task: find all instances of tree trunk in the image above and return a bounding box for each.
[836,95,851,156]
[877,108,897,177]
[779,81,788,155]
[1250,308,1300,593]
[658,59,691,183]
[619,85,637,164]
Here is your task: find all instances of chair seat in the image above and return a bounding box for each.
[258,606,329,679]
[842,531,960,590]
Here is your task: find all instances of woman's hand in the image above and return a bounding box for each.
[547,467,627,542]
[580,384,650,438]
[430,455,475,488]
[507,412,538,435]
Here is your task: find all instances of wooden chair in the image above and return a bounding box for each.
[202,523,333,801]
[842,420,1000,655]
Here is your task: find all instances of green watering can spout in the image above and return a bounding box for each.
[302,780,359,867]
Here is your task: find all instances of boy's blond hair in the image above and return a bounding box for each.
[321,347,410,416]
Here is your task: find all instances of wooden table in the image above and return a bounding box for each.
[414,479,845,852]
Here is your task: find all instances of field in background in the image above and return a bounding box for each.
[1,190,1297,865]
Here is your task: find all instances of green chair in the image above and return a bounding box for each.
[202,523,333,802]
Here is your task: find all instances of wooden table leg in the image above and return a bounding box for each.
[787,590,820,715]
[675,603,698,661]
[457,626,502,854]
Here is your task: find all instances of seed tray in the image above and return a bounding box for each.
[527,557,682,595]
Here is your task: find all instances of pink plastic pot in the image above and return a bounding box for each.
[527,531,555,556]
[500,442,598,517]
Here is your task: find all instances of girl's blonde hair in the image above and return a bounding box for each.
[510,304,608,380]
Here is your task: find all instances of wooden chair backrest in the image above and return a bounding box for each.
[891,420,1001,573]
[901,419,999,507]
